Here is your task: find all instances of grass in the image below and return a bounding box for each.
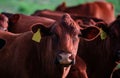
[0,0,119,16]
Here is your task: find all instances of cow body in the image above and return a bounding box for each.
[8,14,55,33]
[0,30,20,78]
[77,17,120,78]
[56,1,115,24]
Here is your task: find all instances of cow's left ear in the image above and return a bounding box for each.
[32,23,53,36]
[31,23,53,42]
[80,26,100,41]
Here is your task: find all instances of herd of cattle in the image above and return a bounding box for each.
[0,1,120,78]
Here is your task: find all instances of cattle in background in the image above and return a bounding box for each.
[76,16,120,78]
[0,14,8,31]
[55,1,115,24]
[31,9,64,21]
[0,30,20,78]
[32,9,105,27]
[1,12,14,19]
[8,13,55,33]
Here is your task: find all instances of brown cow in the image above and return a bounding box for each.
[55,1,115,24]
[32,9,105,28]
[32,9,104,23]
[77,16,120,78]
[8,13,101,78]
[0,14,8,31]
[0,30,20,78]
[31,9,64,21]
[8,13,55,33]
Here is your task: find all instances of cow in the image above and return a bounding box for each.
[32,9,104,23]
[2,13,101,78]
[1,12,14,19]
[0,30,20,78]
[76,15,120,78]
[0,14,8,31]
[8,13,55,33]
[31,9,105,29]
[55,1,115,24]
[31,9,64,21]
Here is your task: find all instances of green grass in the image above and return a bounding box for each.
[0,0,119,16]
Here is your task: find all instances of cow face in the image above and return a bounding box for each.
[0,14,8,31]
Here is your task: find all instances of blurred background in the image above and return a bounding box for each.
[0,0,119,16]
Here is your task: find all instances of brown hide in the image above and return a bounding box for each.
[77,18,120,78]
[8,14,55,33]
[0,14,8,31]
[0,30,20,78]
[32,9,105,27]
[31,9,64,21]
[55,1,115,24]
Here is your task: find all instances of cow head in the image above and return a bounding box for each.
[0,14,8,31]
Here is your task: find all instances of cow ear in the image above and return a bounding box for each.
[0,39,6,49]
[9,14,20,24]
[32,23,53,42]
[32,23,53,37]
[95,22,109,34]
[80,26,100,41]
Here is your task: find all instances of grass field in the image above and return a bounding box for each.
[0,0,119,16]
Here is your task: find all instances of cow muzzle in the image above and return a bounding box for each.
[55,51,75,67]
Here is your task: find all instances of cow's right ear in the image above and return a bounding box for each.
[0,39,6,49]
[80,26,100,41]
[9,14,20,24]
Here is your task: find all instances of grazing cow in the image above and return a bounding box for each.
[0,14,8,31]
[6,13,101,78]
[8,13,55,33]
[55,1,115,24]
[76,16,120,78]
